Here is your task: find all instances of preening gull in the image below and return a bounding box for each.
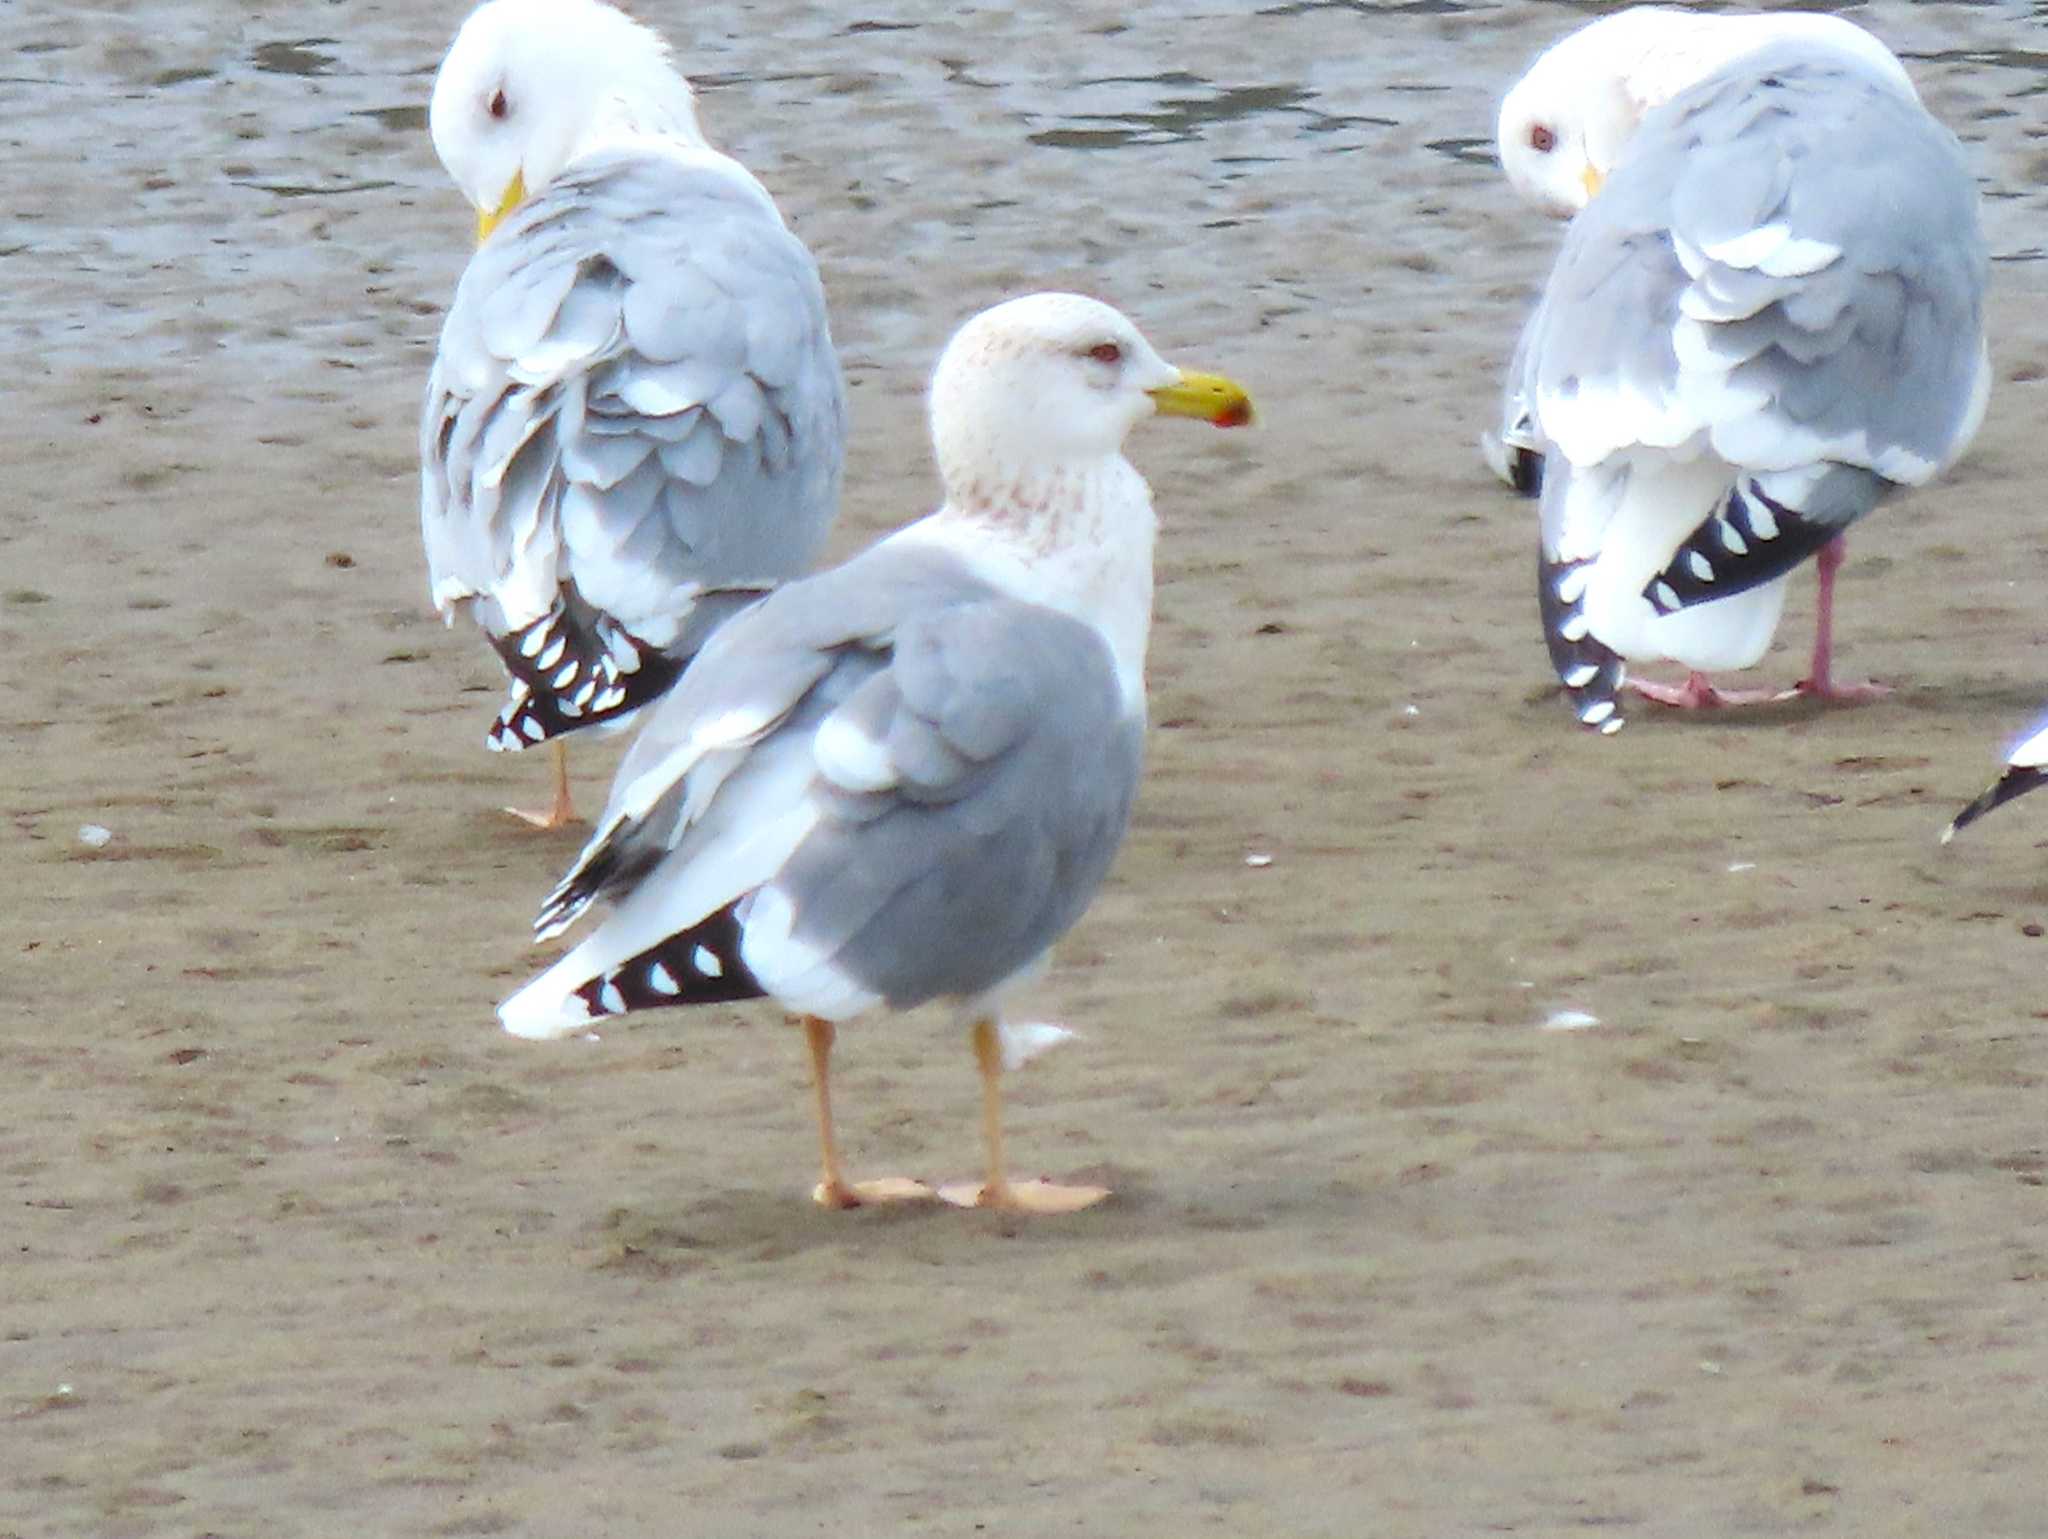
[1484,8,1917,501]
[421,0,844,824]
[1497,8,1918,220]
[498,294,1253,1213]
[1493,9,1986,728]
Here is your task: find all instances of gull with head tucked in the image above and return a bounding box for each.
[499,293,1252,1215]
[1496,7,1917,219]
[421,0,844,825]
[1492,7,1986,730]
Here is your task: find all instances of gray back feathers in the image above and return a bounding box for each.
[1526,42,1987,489]
[422,148,845,652]
[545,539,1146,1012]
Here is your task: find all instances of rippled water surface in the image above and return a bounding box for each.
[8,0,2047,376]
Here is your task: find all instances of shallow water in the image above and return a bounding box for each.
[10,3,2048,1535]
[11,1,2048,373]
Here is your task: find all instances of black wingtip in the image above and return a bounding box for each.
[1944,766,2048,844]
[1538,551,1627,733]
[486,602,683,751]
[1507,445,1544,499]
[1643,479,1838,615]
[568,904,770,1019]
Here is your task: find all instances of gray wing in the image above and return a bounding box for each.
[509,539,1143,1029]
[1526,43,1987,601]
[420,147,845,748]
[751,591,1144,1011]
[527,542,968,936]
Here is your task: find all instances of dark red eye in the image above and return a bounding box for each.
[1529,124,1556,154]
[1087,342,1123,365]
[487,88,510,120]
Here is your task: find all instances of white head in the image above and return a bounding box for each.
[430,0,707,238]
[927,293,1252,516]
[1497,7,1694,217]
[1497,6,1917,218]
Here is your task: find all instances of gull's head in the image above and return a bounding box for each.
[1498,6,1917,218]
[1497,7,1681,217]
[928,293,1252,507]
[430,0,707,243]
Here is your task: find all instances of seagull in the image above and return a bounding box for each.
[421,0,844,825]
[1497,8,1918,221]
[498,293,1253,1214]
[1492,9,1985,727]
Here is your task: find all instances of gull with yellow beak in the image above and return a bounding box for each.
[421,0,843,826]
[1495,8,1917,221]
[1484,10,1917,498]
[1488,9,1984,729]
[499,293,1253,1214]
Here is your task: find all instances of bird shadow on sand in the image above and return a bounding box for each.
[1522,675,2048,735]
[560,1162,1384,1273]
[1890,676,2048,723]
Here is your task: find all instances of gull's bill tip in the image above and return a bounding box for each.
[1150,370,1254,429]
[475,170,528,245]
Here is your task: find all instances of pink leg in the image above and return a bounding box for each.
[1792,536,1889,702]
[1629,671,1783,709]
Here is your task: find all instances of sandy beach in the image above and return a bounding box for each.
[8,2,2048,1533]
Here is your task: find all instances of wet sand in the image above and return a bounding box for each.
[9,2,2048,1533]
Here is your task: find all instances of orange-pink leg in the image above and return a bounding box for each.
[504,741,581,830]
[937,1018,1109,1214]
[801,1016,933,1209]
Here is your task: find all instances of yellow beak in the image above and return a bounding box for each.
[476,171,527,244]
[1149,370,1255,429]
[1580,164,1604,203]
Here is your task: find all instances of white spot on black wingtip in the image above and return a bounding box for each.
[1720,522,1748,557]
[1687,551,1715,582]
[1746,491,1779,541]
[598,978,626,1015]
[1652,580,1680,612]
[1540,551,1626,733]
[485,601,685,751]
[646,961,680,996]
[692,944,723,978]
